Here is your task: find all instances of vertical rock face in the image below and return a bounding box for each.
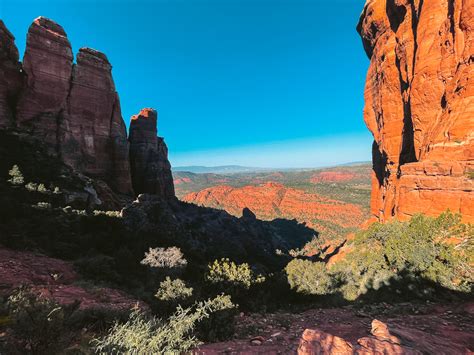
[1,17,133,195]
[129,108,175,198]
[16,17,73,147]
[0,20,22,128]
[63,48,132,194]
[0,17,176,200]
[358,0,474,222]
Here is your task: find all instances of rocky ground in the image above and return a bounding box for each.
[0,247,145,312]
[198,301,474,354]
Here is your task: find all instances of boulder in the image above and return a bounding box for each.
[297,328,354,355]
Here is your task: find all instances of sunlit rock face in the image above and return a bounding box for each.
[358,0,473,222]
[129,108,175,198]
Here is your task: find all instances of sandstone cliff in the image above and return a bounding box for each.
[0,17,175,201]
[358,0,473,222]
[129,108,175,198]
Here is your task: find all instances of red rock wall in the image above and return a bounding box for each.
[0,20,22,128]
[129,108,175,198]
[0,17,175,199]
[358,0,473,222]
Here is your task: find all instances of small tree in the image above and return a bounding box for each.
[8,165,24,186]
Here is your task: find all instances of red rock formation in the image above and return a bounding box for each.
[182,182,365,234]
[298,329,354,354]
[129,108,175,198]
[63,47,132,194]
[16,17,73,147]
[298,320,418,354]
[0,20,22,128]
[358,0,474,222]
[1,17,133,195]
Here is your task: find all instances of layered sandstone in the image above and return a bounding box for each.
[129,108,175,198]
[0,17,175,200]
[358,0,474,222]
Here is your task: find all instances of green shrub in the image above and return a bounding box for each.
[206,258,265,289]
[92,294,235,354]
[8,165,24,186]
[333,212,473,300]
[6,287,74,354]
[285,259,334,295]
[155,277,193,301]
[284,212,473,301]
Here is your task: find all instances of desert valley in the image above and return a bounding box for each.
[0,0,473,353]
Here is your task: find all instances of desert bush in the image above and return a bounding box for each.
[285,212,473,301]
[338,212,473,299]
[25,182,38,192]
[141,247,187,269]
[93,210,122,218]
[37,183,48,193]
[34,202,52,210]
[285,259,334,295]
[8,165,24,186]
[155,277,193,301]
[206,258,265,289]
[6,287,75,354]
[92,294,235,354]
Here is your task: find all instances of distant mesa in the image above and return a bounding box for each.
[358,0,473,222]
[0,17,175,202]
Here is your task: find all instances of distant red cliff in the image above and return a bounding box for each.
[358,0,473,222]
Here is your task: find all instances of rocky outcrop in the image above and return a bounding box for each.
[4,17,133,195]
[62,47,132,194]
[0,20,22,128]
[129,108,175,198]
[0,17,176,200]
[16,17,73,148]
[298,320,419,354]
[358,0,474,222]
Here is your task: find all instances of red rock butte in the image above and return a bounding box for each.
[358,0,474,222]
[0,17,175,201]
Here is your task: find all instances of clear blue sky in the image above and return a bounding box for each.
[1,0,371,168]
